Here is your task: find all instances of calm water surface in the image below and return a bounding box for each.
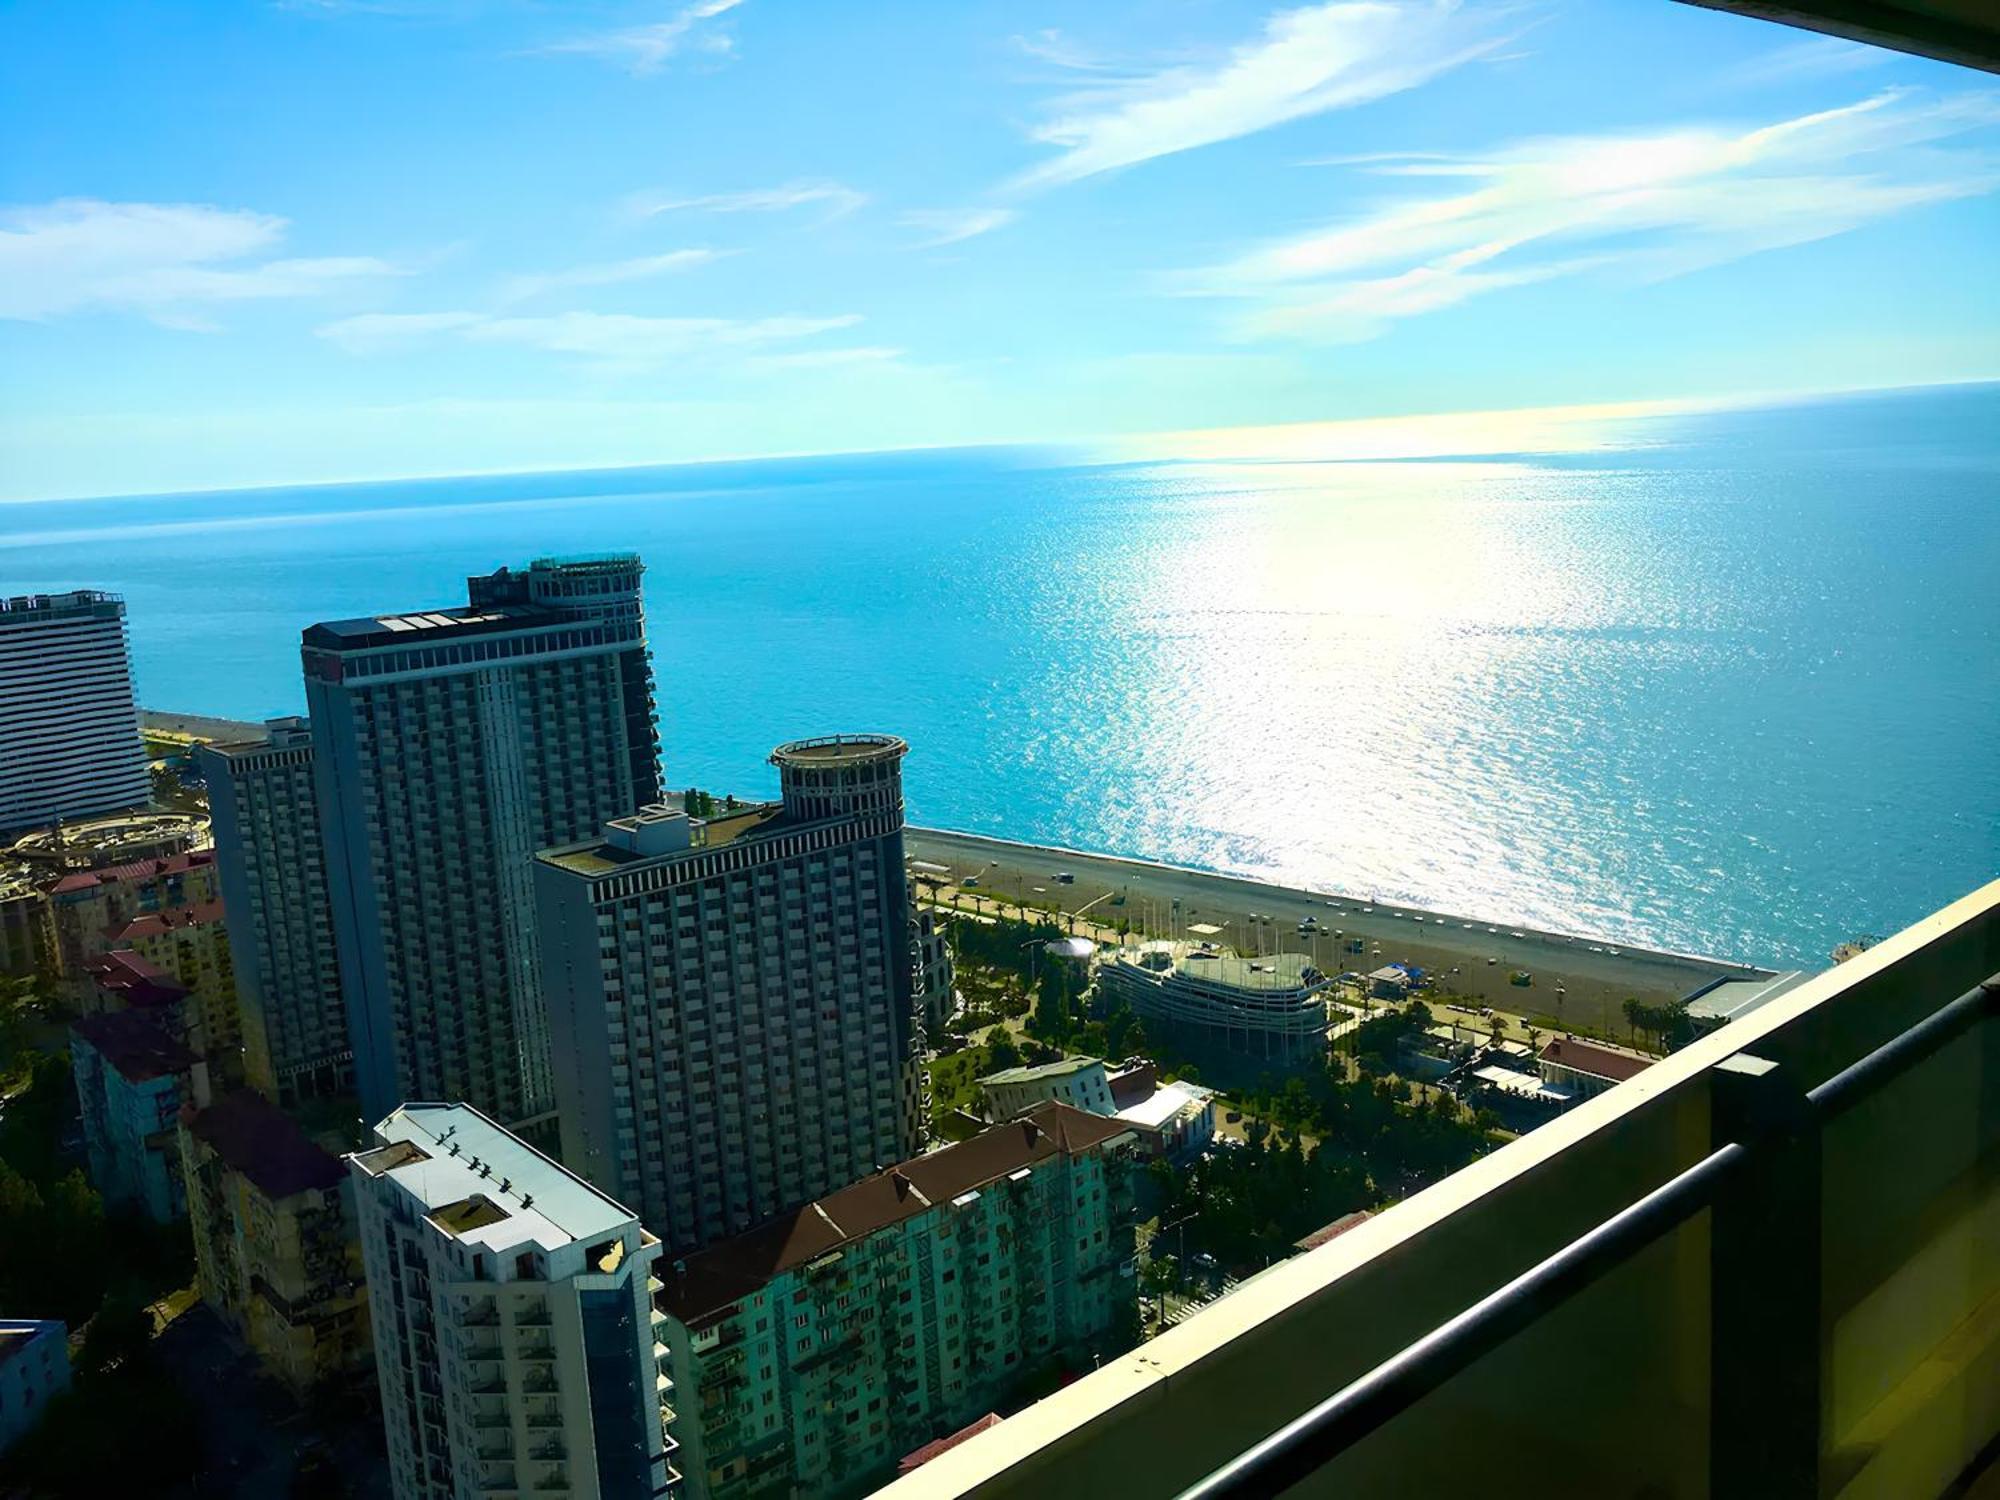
[4,384,1996,969]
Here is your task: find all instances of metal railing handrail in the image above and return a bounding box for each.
[1174,974,2000,1500]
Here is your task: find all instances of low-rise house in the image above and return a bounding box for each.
[977,1055,1114,1120]
[657,1102,1140,1500]
[1536,1036,1655,1098]
[48,848,218,985]
[70,1008,208,1222]
[1107,1065,1217,1162]
[180,1090,370,1397]
[0,1320,71,1454]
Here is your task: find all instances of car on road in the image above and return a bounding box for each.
[1056,871,1075,884]
[963,875,980,886]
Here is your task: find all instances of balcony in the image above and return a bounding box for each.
[879,880,2000,1499]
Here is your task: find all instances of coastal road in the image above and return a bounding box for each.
[906,826,1765,1037]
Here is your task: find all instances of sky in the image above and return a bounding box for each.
[2,0,1997,501]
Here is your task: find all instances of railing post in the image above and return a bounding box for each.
[1710,1053,1820,1497]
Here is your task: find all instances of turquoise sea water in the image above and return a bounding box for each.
[4,383,1996,969]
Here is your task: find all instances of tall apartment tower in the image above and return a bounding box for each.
[0,591,150,835]
[535,734,924,1254]
[346,1103,680,1500]
[198,717,352,1106]
[303,557,662,1129]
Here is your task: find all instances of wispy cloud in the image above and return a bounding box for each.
[898,207,1016,247]
[743,344,905,372]
[317,307,861,367]
[539,0,743,76]
[1178,89,2000,343]
[496,249,724,303]
[622,178,866,221]
[0,199,404,327]
[1718,34,1892,90]
[1010,1,1508,192]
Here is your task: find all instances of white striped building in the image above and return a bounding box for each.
[0,591,150,835]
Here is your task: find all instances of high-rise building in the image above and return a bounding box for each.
[535,734,924,1254]
[346,1102,680,1500]
[303,557,662,1129]
[912,903,957,1032]
[655,1102,1141,1500]
[0,591,150,836]
[198,718,352,1105]
[179,1090,370,1396]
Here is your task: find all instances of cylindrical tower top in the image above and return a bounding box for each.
[770,734,908,823]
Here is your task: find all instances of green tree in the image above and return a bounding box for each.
[984,1027,1021,1072]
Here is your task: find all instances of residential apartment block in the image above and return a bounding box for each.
[0,1321,71,1456]
[70,1008,210,1223]
[180,1090,370,1397]
[112,900,240,1068]
[47,848,218,985]
[535,734,924,1255]
[303,557,663,1128]
[655,1102,1140,1500]
[347,1103,679,1500]
[912,904,957,1032]
[198,717,353,1104]
[0,591,149,835]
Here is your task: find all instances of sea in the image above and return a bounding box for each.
[4,382,1996,971]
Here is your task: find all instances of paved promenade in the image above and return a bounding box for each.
[906,826,1770,1037]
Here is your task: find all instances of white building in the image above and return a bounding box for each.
[0,591,150,835]
[1099,942,1330,1062]
[347,1103,679,1500]
[0,1320,70,1454]
[978,1055,1115,1120]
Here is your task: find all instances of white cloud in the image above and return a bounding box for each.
[317,307,861,367]
[1011,1,1506,192]
[1718,34,1891,89]
[898,207,1016,247]
[743,345,905,372]
[1181,89,2000,342]
[0,199,402,325]
[539,0,744,75]
[623,179,866,220]
[496,249,724,303]
[314,311,487,354]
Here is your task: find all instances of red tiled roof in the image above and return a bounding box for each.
[183,1091,345,1200]
[1538,1037,1654,1084]
[85,949,189,1008]
[657,1103,1134,1326]
[114,900,225,945]
[1294,1209,1374,1252]
[49,850,213,896]
[71,1010,196,1084]
[898,1414,1004,1475]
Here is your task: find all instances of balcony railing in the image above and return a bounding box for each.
[879,879,2000,1500]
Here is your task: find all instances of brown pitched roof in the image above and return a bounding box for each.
[85,949,189,1008]
[656,1102,1131,1326]
[1539,1037,1654,1084]
[71,1010,196,1084]
[184,1091,345,1200]
[114,900,226,944]
[50,850,214,896]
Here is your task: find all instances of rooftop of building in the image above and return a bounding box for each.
[1537,1035,1656,1083]
[899,1414,1006,1476]
[1113,942,1327,994]
[657,1102,1134,1326]
[50,848,215,896]
[1293,1210,1376,1253]
[302,602,557,653]
[979,1054,1105,1088]
[348,1102,637,1256]
[0,590,122,618]
[1683,970,1811,1023]
[536,796,789,877]
[184,1090,345,1200]
[0,1321,64,1373]
[1117,1078,1215,1131]
[84,949,189,1007]
[71,1009,196,1083]
[769,732,909,767]
[115,899,225,943]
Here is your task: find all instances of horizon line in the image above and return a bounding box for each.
[5,373,1994,509]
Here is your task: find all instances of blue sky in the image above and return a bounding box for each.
[2,0,1996,500]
